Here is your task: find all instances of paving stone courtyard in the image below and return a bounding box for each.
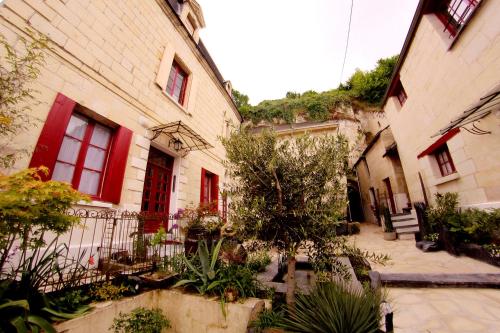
[352,223,500,333]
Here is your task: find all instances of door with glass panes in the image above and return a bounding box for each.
[141,147,174,233]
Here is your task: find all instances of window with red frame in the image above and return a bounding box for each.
[395,81,407,106]
[431,0,481,37]
[29,93,133,204]
[435,145,456,177]
[52,113,112,196]
[200,168,219,212]
[166,61,188,105]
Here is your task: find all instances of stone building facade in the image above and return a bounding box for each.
[0,0,241,218]
[356,0,500,219]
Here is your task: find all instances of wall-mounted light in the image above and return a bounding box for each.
[170,138,183,151]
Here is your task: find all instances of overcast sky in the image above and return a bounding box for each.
[197,0,419,105]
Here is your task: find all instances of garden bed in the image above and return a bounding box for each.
[55,289,265,333]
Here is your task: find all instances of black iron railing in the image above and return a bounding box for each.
[3,209,184,292]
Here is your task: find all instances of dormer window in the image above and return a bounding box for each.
[185,14,197,35]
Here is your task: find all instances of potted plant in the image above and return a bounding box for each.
[180,204,223,255]
[382,206,397,240]
[140,227,178,287]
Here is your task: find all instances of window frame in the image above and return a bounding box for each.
[430,0,482,39]
[52,113,113,199]
[200,168,219,213]
[166,61,189,105]
[29,93,133,205]
[395,82,407,106]
[434,145,456,177]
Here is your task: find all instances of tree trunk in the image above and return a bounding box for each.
[286,255,297,310]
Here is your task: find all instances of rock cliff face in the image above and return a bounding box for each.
[245,105,388,169]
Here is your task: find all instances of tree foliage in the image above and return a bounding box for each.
[0,31,49,168]
[342,55,398,105]
[0,167,88,274]
[222,130,350,306]
[234,55,398,124]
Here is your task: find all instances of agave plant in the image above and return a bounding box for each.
[173,238,224,295]
[282,282,382,333]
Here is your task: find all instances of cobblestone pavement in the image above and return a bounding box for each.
[351,223,500,333]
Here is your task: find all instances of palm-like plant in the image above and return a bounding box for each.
[282,282,382,333]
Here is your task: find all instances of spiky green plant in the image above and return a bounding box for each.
[282,282,382,333]
[172,238,224,294]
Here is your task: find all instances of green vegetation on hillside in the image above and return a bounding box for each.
[234,55,398,124]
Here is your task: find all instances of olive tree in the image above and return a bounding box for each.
[222,130,349,307]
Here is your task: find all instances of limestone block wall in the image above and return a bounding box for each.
[383,0,500,208]
[356,128,410,224]
[0,0,240,212]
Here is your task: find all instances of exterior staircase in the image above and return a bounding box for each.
[391,209,419,240]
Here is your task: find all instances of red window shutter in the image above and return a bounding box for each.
[29,93,76,180]
[101,126,133,204]
[212,174,219,212]
[200,168,206,204]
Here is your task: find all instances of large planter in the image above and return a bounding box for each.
[459,243,500,267]
[439,226,460,256]
[184,227,221,255]
[55,290,266,333]
[383,231,397,241]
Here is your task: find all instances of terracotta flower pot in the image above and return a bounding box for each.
[383,231,397,241]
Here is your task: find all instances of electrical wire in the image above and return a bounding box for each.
[339,0,354,85]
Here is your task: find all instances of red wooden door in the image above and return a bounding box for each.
[141,147,174,233]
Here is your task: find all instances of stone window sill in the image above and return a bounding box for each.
[163,92,192,117]
[432,172,460,186]
[77,200,114,209]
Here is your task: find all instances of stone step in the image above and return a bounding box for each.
[398,233,415,240]
[369,271,500,289]
[391,215,416,221]
[393,220,418,227]
[395,226,419,233]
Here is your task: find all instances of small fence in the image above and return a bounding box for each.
[3,209,184,293]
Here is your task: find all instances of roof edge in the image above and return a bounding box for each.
[381,0,430,106]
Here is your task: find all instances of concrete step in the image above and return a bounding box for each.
[369,271,500,288]
[393,220,418,227]
[398,233,416,240]
[391,215,416,221]
[395,226,419,233]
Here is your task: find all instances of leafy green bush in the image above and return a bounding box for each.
[459,208,500,244]
[111,307,170,333]
[90,282,128,302]
[427,192,500,245]
[0,167,88,275]
[216,263,259,299]
[249,308,285,332]
[343,55,398,105]
[246,250,272,273]
[426,192,460,234]
[282,282,382,333]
